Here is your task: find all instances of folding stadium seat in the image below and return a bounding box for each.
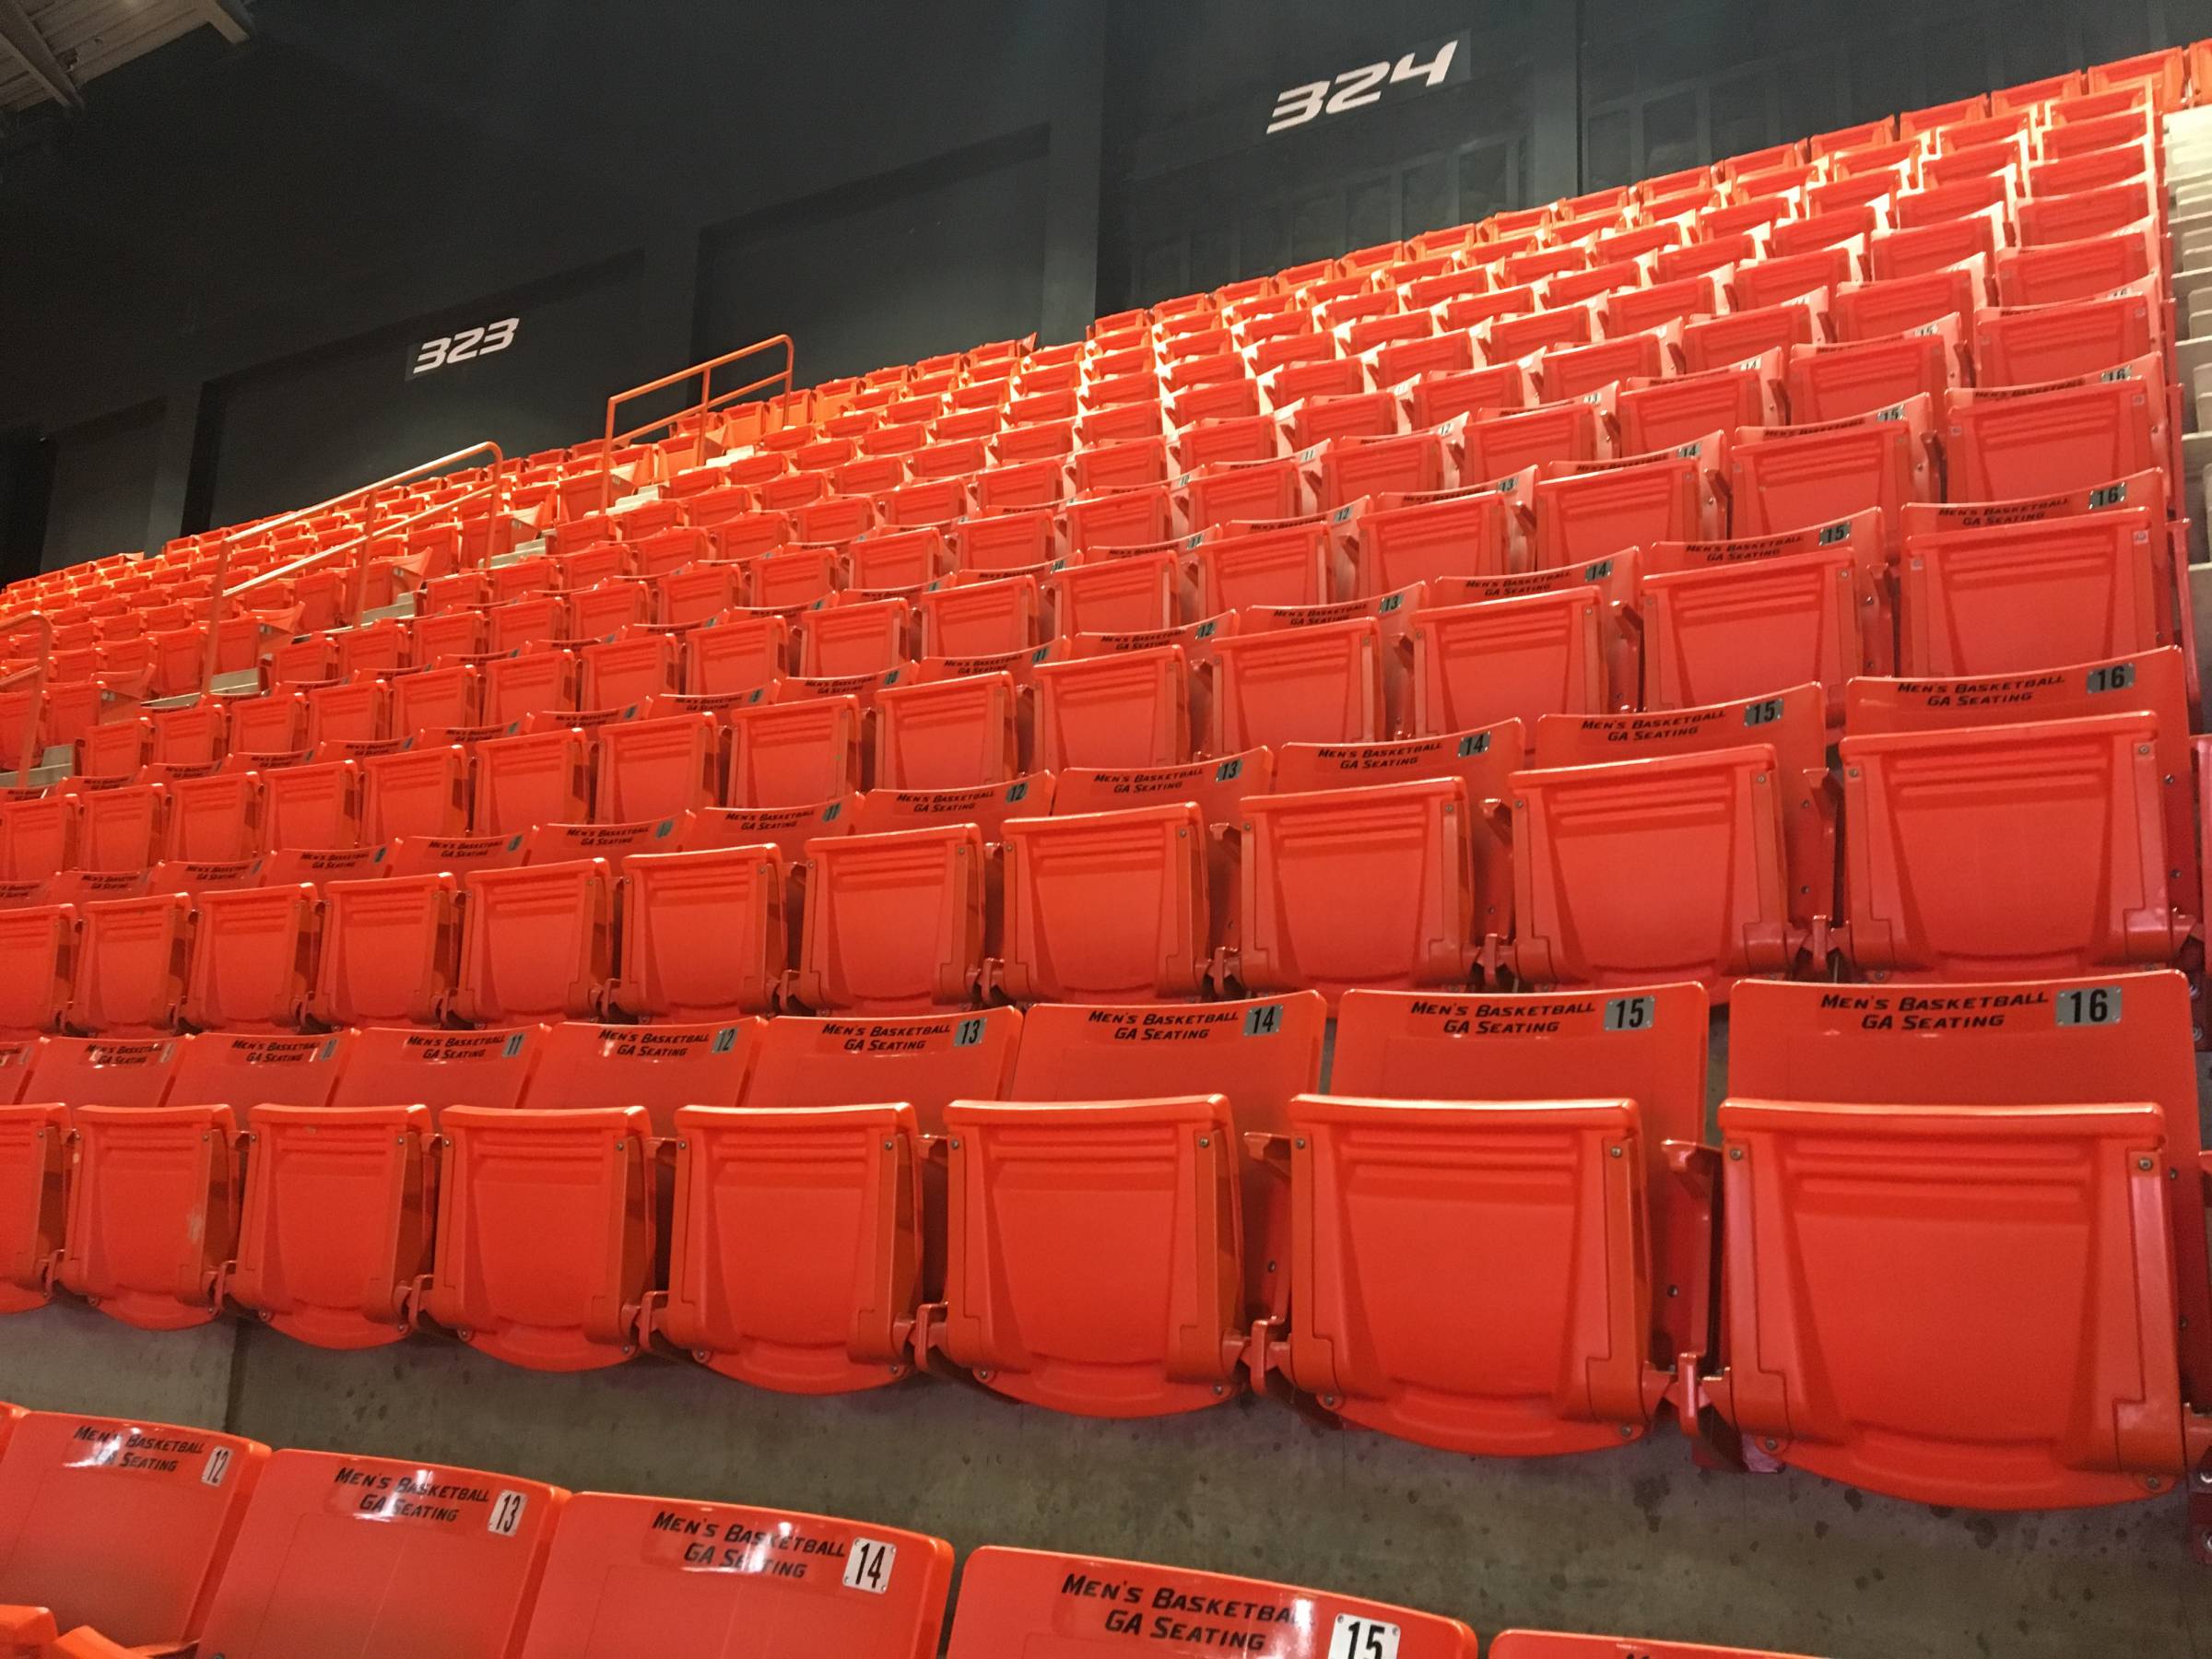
[1830,262,1988,342]
[1530,439,1724,568]
[993,805,1212,1004]
[1507,741,1800,994]
[1207,618,1383,752]
[654,1008,1022,1392]
[1839,706,2187,978]
[1466,399,1606,478]
[1641,521,1884,707]
[591,712,721,821]
[482,647,578,726]
[1680,300,1822,374]
[1973,289,2158,387]
[302,871,453,1040]
[0,1409,267,1651]
[388,661,480,735]
[49,886,187,1036]
[1994,227,2157,307]
[786,824,986,1014]
[1044,551,1179,636]
[941,1547,1476,1655]
[1608,357,1784,456]
[726,695,861,806]
[0,796,76,883]
[1942,365,2162,502]
[607,841,784,1021]
[1065,485,1173,553]
[1177,414,1282,472]
[155,1449,562,1653]
[1247,761,1504,990]
[1408,588,1609,745]
[472,728,590,835]
[58,1030,349,1330]
[68,781,165,872]
[2018,182,2155,248]
[453,858,615,1024]
[1729,396,1939,548]
[222,1023,544,1350]
[1302,429,1453,511]
[1341,483,1526,596]
[847,526,951,591]
[909,573,1040,659]
[0,1037,182,1313]
[1783,328,1962,424]
[687,610,790,694]
[576,633,678,712]
[425,1019,759,1368]
[261,759,359,850]
[303,678,387,747]
[928,990,1324,1414]
[1185,524,1334,615]
[1709,973,2200,1509]
[952,508,1057,572]
[359,745,469,841]
[1283,981,1711,1453]
[795,596,910,678]
[1897,508,2161,676]
[1406,360,1533,430]
[512,1492,952,1658]
[165,770,264,862]
[871,671,1018,790]
[1030,646,1188,770]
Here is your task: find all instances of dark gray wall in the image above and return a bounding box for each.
[696,129,1053,386]
[203,256,643,527]
[38,403,162,571]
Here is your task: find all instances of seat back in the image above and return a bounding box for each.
[594,713,723,821]
[526,1018,759,1135]
[191,1450,563,1657]
[472,730,591,837]
[514,1491,953,1658]
[330,1024,545,1117]
[1941,365,2162,500]
[742,1006,1022,1135]
[0,1410,267,1646]
[942,1546,1477,1656]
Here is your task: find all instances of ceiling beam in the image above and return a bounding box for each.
[0,0,82,112]
[185,0,252,46]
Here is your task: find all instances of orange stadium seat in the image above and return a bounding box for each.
[0,1409,267,1650]
[789,824,988,1013]
[513,1491,953,1658]
[655,1006,1021,1392]
[1712,974,2202,1509]
[995,805,1212,1003]
[1030,647,1189,770]
[943,1547,1476,1655]
[179,1449,563,1654]
[1287,981,1711,1454]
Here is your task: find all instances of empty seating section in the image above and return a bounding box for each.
[0,42,2206,1604]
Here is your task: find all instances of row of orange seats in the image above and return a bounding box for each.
[2,962,2203,1519]
[0,642,2194,1033]
[0,1400,1831,1657]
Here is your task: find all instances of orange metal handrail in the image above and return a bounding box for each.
[598,334,795,512]
[200,441,511,694]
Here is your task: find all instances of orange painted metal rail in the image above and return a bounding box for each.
[597,335,795,512]
[199,441,511,693]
